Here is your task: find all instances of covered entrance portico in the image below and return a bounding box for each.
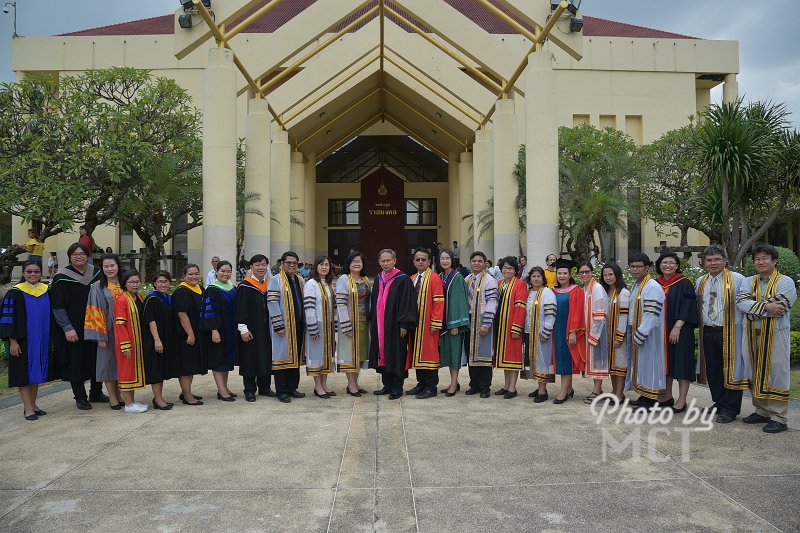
[173,0,583,268]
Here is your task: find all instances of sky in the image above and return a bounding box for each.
[0,0,798,126]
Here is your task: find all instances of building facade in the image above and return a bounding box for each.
[10,0,744,270]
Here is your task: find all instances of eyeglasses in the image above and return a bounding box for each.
[414,258,428,262]
[660,261,678,266]
[70,252,87,257]
[578,270,592,275]
[24,270,41,275]
[283,261,298,266]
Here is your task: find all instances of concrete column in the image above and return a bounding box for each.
[244,97,271,261]
[271,130,291,256]
[458,151,473,262]
[202,47,237,268]
[524,52,559,265]
[304,152,317,259]
[722,73,738,104]
[492,98,519,260]
[472,128,493,256]
[447,152,460,250]
[290,151,306,259]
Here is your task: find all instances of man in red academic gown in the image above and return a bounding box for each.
[405,249,444,399]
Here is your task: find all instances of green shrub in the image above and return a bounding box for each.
[793,303,800,332]
[792,331,800,365]
[742,246,800,282]
[0,340,6,361]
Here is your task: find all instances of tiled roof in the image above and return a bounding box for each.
[60,0,697,40]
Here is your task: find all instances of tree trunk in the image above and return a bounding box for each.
[142,241,163,283]
[721,177,731,258]
[734,194,789,267]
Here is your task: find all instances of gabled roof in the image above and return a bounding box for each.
[60,0,697,40]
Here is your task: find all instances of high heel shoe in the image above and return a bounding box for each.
[346,389,362,397]
[314,389,331,399]
[180,396,203,406]
[179,393,203,402]
[152,398,173,410]
[441,383,460,393]
[553,389,574,405]
[533,393,548,403]
[217,392,235,402]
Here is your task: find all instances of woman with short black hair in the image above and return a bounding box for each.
[335,251,371,396]
[201,260,237,402]
[305,255,337,398]
[172,263,208,405]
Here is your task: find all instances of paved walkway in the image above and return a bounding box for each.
[1,370,798,532]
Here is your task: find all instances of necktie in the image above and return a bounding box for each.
[709,277,719,320]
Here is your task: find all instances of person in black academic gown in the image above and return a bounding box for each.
[142,270,177,410]
[50,242,106,410]
[655,252,698,412]
[369,249,418,400]
[234,254,274,402]
[172,263,208,406]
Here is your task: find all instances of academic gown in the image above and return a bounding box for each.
[606,288,631,377]
[493,277,528,370]
[465,271,499,366]
[234,278,272,378]
[657,274,698,381]
[172,284,208,376]
[736,271,797,401]
[628,276,666,400]
[50,265,100,382]
[335,274,372,372]
[267,272,305,370]
[552,285,586,375]
[141,292,177,384]
[304,278,337,376]
[114,292,146,391]
[1,283,52,387]
[407,269,444,370]
[201,285,237,372]
[369,270,418,378]
[84,282,122,382]
[583,278,609,378]
[439,270,470,369]
[525,287,556,383]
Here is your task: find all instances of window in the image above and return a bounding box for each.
[406,199,437,226]
[328,199,359,226]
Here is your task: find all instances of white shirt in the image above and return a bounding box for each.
[205,269,217,288]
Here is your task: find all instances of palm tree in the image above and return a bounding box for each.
[693,99,780,260]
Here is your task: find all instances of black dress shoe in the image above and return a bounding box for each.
[217,393,236,402]
[346,389,362,397]
[533,393,548,403]
[181,398,203,406]
[24,412,38,421]
[314,390,331,399]
[88,392,109,403]
[464,388,479,396]
[503,390,518,399]
[76,399,92,410]
[110,402,124,411]
[743,412,771,424]
[289,390,305,399]
[152,398,173,410]
[228,392,238,398]
[244,392,256,402]
[671,406,687,414]
[528,390,539,398]
[479,391,490,398]
[629,396,655,408]
[374,387,391,395]
[357,388,368,394]
[258,389,276,397]
[494,388,508,396]
[326,391,337,397]
[715,414,734,424]
[34,409,47,416]
[553,394,571,404]
[659,397,675,408]
[277,394,291,403]
[763,420,788,433]
[415,389,437,399]
[441,383,460,393]
[445,390,457,397]
[388,392,403,400]
[406,385,422,396]
[178,393,203,402]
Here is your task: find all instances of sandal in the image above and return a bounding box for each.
[583,392,599,405]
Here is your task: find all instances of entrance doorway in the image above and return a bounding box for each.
[328,230,360,271]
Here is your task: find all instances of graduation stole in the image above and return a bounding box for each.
[495,277,521,354]
[279,270,301,360]
[319,281,334,354]
[14,282,47,297]
[606,288,626,356]
[468,272,487,330]
[697,269,747,389]
[247,275,269,293]
[746,270,787,400]
[631,274,652,341]
[347,274,372,323]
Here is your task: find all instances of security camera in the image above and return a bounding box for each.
[2,6,8,13]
